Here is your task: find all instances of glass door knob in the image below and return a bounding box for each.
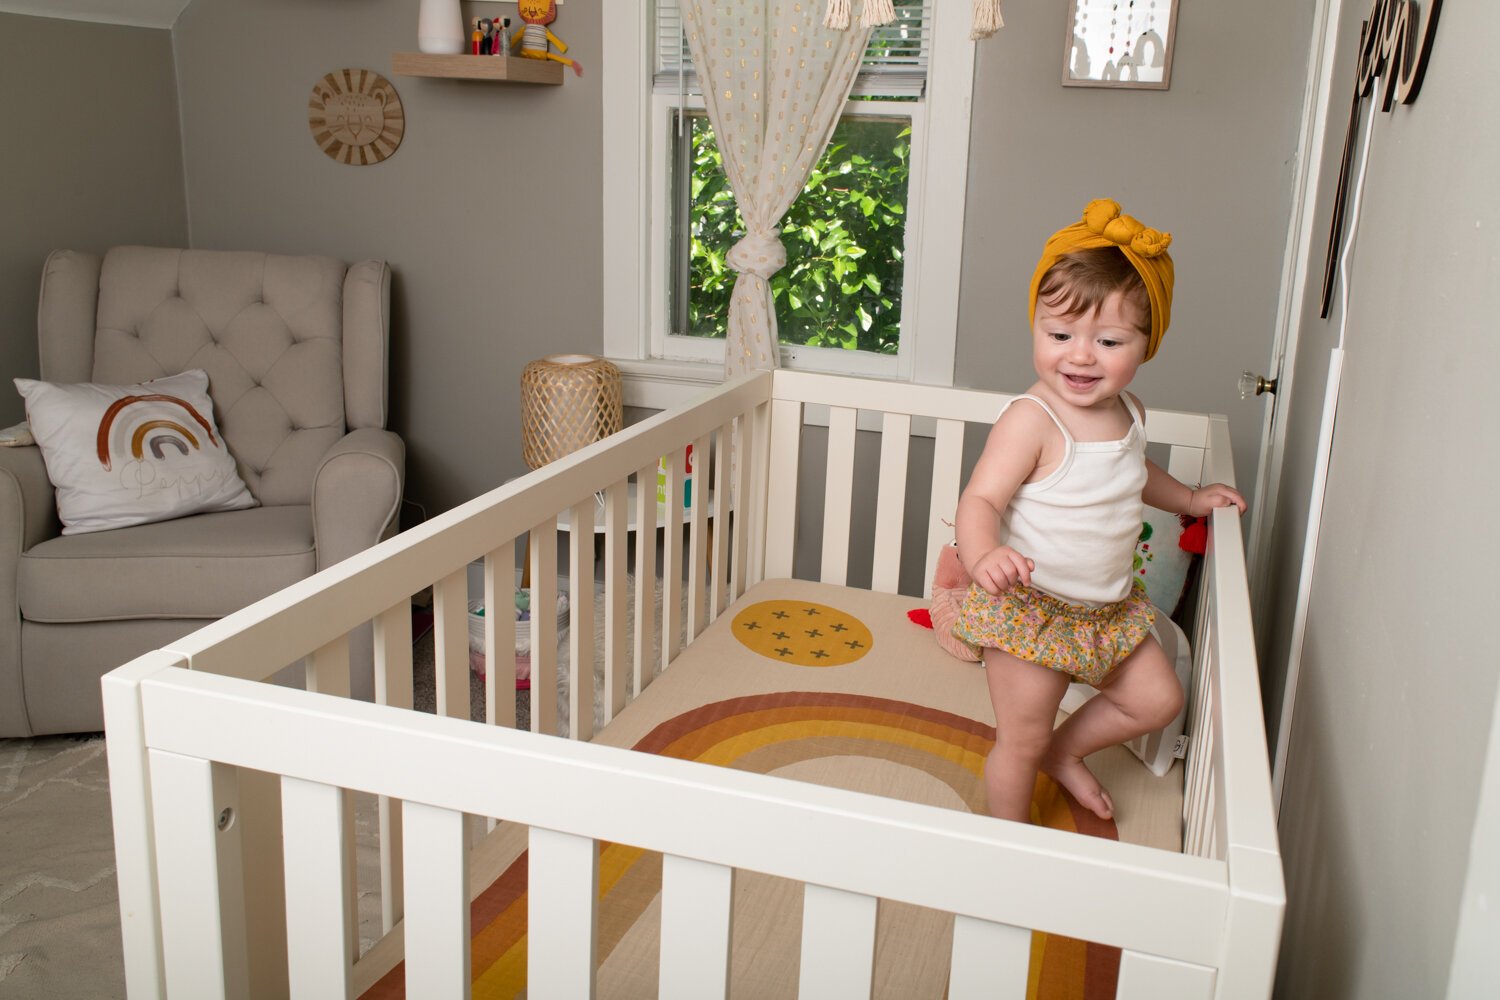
[1239,371,1277,399]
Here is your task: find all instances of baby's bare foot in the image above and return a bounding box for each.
[1041,751,1114,820]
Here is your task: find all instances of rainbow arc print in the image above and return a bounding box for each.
[362,690,1121,1000]
[95,394,219,471]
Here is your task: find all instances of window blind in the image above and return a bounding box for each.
[653,1,931,99]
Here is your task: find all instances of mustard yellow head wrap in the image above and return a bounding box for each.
[1028,199,1175,361]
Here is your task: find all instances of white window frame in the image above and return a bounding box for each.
[602,2,976,408]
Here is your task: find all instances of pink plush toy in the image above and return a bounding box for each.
[907,543,982,662]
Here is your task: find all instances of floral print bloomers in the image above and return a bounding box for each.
[951,580,1156,686]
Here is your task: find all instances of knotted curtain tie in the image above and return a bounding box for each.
[726,230,788,280]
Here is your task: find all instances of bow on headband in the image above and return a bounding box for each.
[825,0,1005,40]
[1029,199,1176,361]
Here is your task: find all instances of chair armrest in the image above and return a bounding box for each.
[0,445,62,555]
[311,428,405,571]
[0,445,61,735]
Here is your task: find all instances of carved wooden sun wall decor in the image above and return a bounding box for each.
[308,68,405,165]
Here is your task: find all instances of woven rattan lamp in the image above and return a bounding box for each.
[520,354,624,469]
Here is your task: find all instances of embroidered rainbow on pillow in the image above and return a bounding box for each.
[94,394,220,471]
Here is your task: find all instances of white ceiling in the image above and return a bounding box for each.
[0,1,191,29]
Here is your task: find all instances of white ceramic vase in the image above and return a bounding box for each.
[417,0,464,54]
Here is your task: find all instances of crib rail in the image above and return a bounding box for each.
[111,659,1258,1000]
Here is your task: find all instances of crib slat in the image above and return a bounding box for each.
[659,855,734,1000]
[1167,444,1206,490]
[634,462,658,696]
[820,405,857,586]
[373,602,412,929]
[484,543,517,732]
[949,915,1029,1000]
[764,398,803,579]
[604,482,630,722]
[710,423,732,620]
[730,412,754,601]
[433,569,469,721]
[307,634,350,697]
[531,521,559,736]
[925,418,966,598]
[871,412,911,595]
[149,751,249,1000]
[529,828,599,999]
[687,432,711,640]
[1116,950,1217,999]
[1186,609,1218,857]
[747,399,774,588]
[281,778,353,999]
[373,602,414,710]
[569,500,597,742]
[401,802,470,999]
[798,884,876,999]
[662,449,685,671]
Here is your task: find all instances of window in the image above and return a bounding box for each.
[668,110,911,357]
[603,2,976,404]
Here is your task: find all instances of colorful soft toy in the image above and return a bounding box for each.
[512,0,583,76]
[906,543,982,662]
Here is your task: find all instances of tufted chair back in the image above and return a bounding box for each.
[36,246,390,505]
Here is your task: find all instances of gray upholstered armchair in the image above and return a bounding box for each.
[0,247,404,736]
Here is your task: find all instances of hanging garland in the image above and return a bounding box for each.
[824,0,1005,39]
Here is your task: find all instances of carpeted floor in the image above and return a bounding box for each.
[0,734,120,1000]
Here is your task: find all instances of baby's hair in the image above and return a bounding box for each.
[1035,246,1151,337]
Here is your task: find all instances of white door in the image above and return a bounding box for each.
[1243,0,1350,801]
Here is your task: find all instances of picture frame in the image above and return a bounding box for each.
[1063,0,1179,91]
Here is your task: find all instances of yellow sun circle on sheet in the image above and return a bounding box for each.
[730,600,874,667]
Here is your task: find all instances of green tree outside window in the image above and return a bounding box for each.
[672,113,911,355]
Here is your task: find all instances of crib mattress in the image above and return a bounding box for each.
[356,577,1185,999]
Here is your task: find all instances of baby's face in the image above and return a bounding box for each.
[1031,289,1148,409]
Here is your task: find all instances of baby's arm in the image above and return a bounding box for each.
[955,403,1048,595]
[1143,461,1247,516]
[1129,392,1247,516]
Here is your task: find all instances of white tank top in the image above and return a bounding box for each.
[998,394,1147,606]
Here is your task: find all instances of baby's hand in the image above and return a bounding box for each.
[1188,483,1248,517]
[967,546,1035,595]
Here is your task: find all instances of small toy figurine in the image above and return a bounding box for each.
[494,17,511,56]
[471,18,483,55]
[512,0,583,76]
[478,17,495,55]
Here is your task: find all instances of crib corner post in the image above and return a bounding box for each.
[1217,845,1285,1000]
[102,652,186,1000]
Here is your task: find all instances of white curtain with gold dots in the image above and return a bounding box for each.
[679,2,872,377]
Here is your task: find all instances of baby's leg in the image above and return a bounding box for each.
[1043,635,1183,820]
[982,647,1070,823]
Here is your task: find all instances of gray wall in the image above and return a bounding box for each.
[171,0,603,520]
[958,0,1312,504]
[0,13,188,426]
[1269,3,1500,997]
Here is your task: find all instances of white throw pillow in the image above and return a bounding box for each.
[15,369,257,535]
[1058,610,1193,778]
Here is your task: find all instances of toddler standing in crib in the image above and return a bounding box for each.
[952,199,1246,825]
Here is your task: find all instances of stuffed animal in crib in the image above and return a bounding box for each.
[512,0,583,76]
[907,542,982,662]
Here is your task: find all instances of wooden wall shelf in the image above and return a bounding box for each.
[391,53,564,85]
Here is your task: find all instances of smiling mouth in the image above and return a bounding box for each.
[1062,373,1101,390]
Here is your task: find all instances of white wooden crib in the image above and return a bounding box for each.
[103,369,1284,999]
